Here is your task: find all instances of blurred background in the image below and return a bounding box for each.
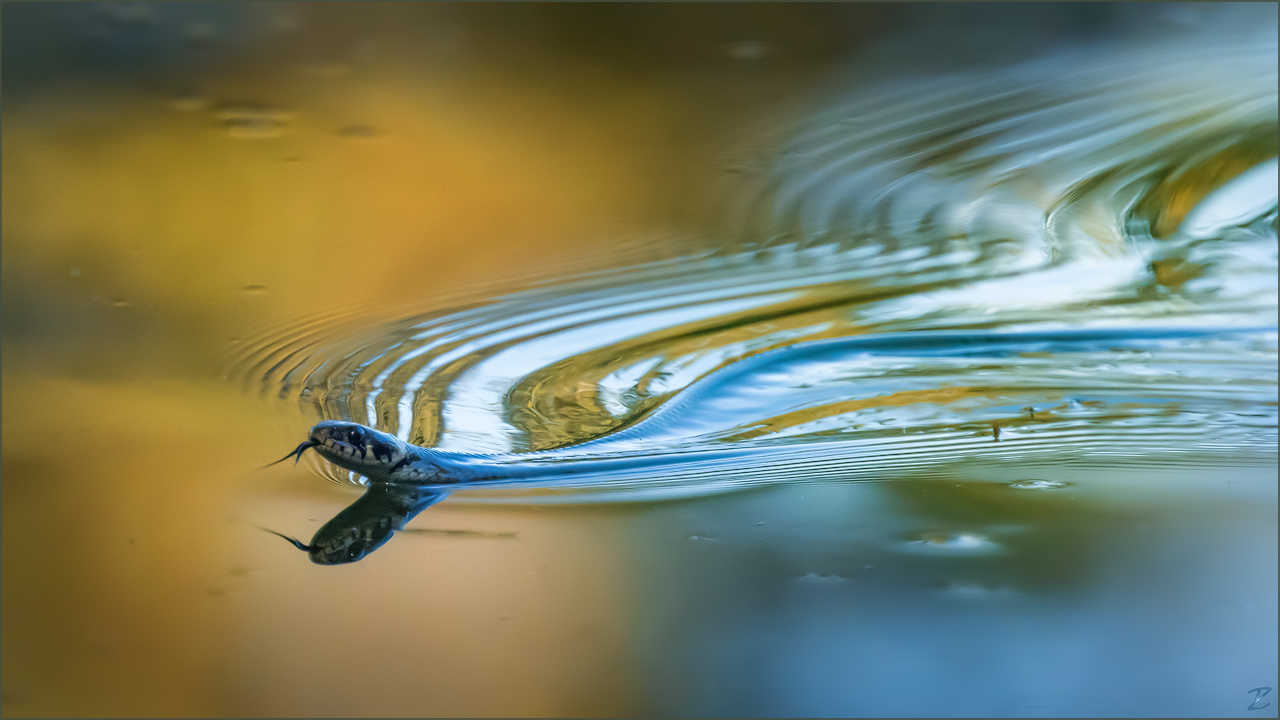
[3,3,1276,717]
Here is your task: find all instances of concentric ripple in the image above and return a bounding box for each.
[233,25,1277,501]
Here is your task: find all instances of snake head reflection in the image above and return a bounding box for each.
[266,484,447,565]
[307,513,397,565]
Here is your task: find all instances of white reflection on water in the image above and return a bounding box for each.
[1182,158,1278,237]
[437,292,801,453]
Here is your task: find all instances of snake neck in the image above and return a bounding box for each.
[381,445,517,485]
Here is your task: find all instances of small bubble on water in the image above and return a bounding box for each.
[185,21,219,44]
[724,40,773,61]
[217,105,291,139]
[903,531,999,554]
[101,3,154,27]
[795,572,846,583]
[69,267,82,278]
[272,12,300,34]
[940,581,1015,599]
[338,124,381,140]
[301,61,352,78]
[919,532,987,548]
[170,91,209,113]
[223,116,287,139]
[228,337,242,345]
[111,299,131,307]
[1010,479,1070,490]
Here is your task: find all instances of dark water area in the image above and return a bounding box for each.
[3,3,1276,716]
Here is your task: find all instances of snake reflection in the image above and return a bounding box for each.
[269,327,1271,564]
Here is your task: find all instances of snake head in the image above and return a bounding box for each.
[305,420,410,482]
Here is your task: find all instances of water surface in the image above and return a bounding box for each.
[3,4,1276,716]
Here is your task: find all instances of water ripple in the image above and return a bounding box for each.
[235,27,1277,500]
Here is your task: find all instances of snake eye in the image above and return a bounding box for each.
[346,428,362,444]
